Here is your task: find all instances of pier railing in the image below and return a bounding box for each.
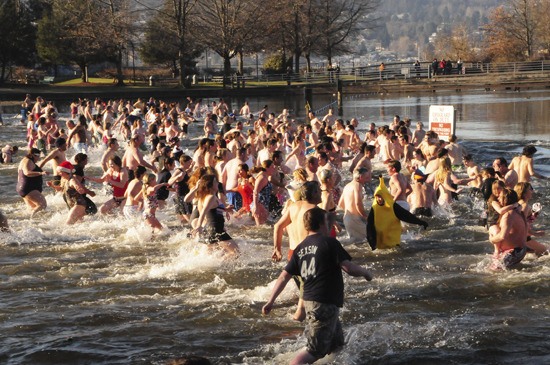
[207,60,550,87]
[16,60,550,88]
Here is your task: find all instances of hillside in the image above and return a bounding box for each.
[370,0,501,59]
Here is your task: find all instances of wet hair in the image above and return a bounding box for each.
[514,182,533,201]
[271,150,283,160]
[491,180,506,198]
[293,168,308,182]
[239,163,250,174]
[74,153,88,164]
[196,174,217,201]
[387,160,401,172]
[296,181,320,203]
[55,137,67,148]
[261,159,273,169]
[365,145,376,154]
[500,188,519,206]
[27,148,41,159]
[318,151,328,163]
[522,145,537,157]
[303,207,327,232]
[353,167,369,180]
[110,155,122,168]
[179,154,192,165]
[414,148,425,159]
[437,148,449,159]
[481,167,496,178]
[319,168,333,184]
[135,166,147,180]
[141,173,156,196]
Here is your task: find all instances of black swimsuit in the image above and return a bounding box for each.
[202,206,232,244]
[16,160,43,197]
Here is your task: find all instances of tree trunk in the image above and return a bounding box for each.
[116,48,124,86]
[294,51,301,74]
[0,62,6,84]
[305,54,312,73]
[223,55,231,89]
[179,52,187,88]
[237,51,244,75]
[79,63,87,83]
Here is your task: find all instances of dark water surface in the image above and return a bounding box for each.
[0,90,549,364]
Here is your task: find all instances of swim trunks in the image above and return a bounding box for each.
[343,212,366,243]
[412,207,433,217]
[226,191,242,211]
[73,142,88,154]
[123,205,140,219]
[502,247,527,269]
[304,301,345,359]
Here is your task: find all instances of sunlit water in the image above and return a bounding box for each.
[1,90,549,364]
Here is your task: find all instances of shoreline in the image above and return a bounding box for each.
[2,72,550,107]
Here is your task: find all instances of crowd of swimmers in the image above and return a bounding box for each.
[2,93,548,364]
[6,94,548,266]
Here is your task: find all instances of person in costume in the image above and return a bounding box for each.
[367,176,428,250]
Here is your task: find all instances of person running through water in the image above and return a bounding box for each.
[192,174,239,258]
[16,148,48,217]
[262,207,373,365]
[138,173,169,233]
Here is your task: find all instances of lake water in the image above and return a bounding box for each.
[0,90,549,364]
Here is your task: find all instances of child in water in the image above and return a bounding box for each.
[138,173,169,233]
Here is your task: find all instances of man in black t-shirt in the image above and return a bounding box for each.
[262,207,373,364]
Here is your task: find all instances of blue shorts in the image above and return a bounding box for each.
[73,142,88,154]
[226,191,242,211]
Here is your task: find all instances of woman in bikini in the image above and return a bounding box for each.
[87,155,129,215]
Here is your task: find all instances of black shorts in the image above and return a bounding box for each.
[174,196,193,215]
[412,207,432,217]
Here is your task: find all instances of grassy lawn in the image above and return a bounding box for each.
[55,78,118,86]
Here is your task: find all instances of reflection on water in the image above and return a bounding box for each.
[0,91,549,364]
[200,90,550,141]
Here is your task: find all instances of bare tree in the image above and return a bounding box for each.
[196,0,271,88]
[139,0,202,87]
[483,0,539,61]
[434,23,479,61]
[102,0,134,86]
[315,0,380,68]
[170,0,199,87]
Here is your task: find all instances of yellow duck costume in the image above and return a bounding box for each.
[367,176,428,250]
